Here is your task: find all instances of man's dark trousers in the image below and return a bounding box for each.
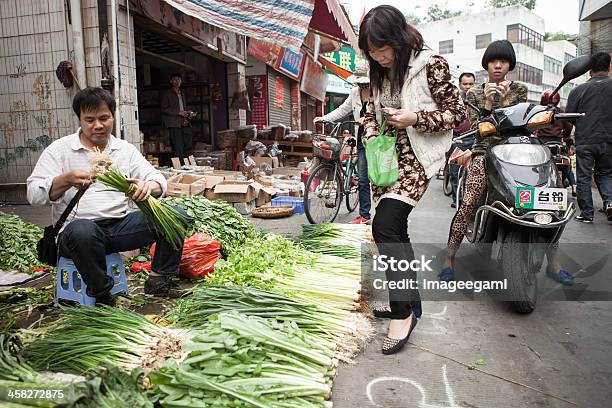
[575,142,612,218]
[58,211,183,297]
[169,127,193,163]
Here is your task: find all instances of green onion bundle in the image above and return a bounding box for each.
[95,167,190,250]
[150,312,335,408]
[166,284,349,339]
[21,306,190,374]
[297,223,374,259]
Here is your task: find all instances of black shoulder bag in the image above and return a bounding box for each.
[37,188,87,266]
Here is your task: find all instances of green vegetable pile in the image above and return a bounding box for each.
[21,306,189,375]
[166,284,349,339]
[149,312,335,408]
[165,195,256,256]
[297,223,373,259]
[0,212,46,273]
[209,234,362,313]
[0,334,152,407]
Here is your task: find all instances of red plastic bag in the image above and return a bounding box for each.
[130,261,151,274]
[150,233,222,279]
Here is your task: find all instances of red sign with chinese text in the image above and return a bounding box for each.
[246,75,268,128]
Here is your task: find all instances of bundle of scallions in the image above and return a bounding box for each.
[21,306,190,375]
[166,284,349,339]
[297,223,374,259]
[95,167,190,250]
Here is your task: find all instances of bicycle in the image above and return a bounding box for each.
[304,120,360,224]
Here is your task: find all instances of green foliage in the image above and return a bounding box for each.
[545,31,572,41]
[165,195,257,256]
[426,4,463,21]
[487,0,537,10]
[0,212,46,273]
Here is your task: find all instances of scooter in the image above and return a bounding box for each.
[456,56,591,314]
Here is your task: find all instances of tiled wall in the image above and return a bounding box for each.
[0,0,140,185]
[80,0,140,147]
[0,0,78,184]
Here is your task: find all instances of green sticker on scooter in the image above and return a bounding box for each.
[515,186,535,209]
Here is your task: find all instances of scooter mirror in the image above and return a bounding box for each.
[550,56,592,103]
[562,55,592,81]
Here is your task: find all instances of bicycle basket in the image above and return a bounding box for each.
[312,135,342,160]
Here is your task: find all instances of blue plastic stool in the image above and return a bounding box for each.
[55,253,129,306]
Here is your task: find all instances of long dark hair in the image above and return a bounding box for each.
[359,5,425,94]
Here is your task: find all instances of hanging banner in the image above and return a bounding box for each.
[248,39,305,81]
[138,0,246,62]
[247,75,268,128]
[275,77,284,109]
[162,0,315,51]
[277,48,305,81]
[300,57,328,101]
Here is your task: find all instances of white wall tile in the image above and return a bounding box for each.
[48,0,64,13]
[0,1,17,18]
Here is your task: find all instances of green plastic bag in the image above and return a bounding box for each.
[363,122,399,187]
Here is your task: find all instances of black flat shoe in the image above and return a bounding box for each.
[372,305,393,318]
[382,313,418,355]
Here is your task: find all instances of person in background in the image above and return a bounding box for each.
[535,90,575,195]
[565,52,612,223]
[27,88,184,305]
[314,61,372,224]
[448,72,476,207]
[359,5,466,354]
[161,73,193,165]
[441,40,575,286]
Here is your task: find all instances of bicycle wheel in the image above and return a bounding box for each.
[442,162,453,196]
[304,163,342,224]
[345,160,359,212]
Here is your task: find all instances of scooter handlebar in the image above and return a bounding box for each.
[554,112,585,120]
[452,129,477,142]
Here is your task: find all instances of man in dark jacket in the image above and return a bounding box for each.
[161,73,193,164]
[565,52,612,223]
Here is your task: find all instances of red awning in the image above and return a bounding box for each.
[309,0,359,50]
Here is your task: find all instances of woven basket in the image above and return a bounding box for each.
[251,205,294,219]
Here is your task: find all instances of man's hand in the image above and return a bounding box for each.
[313,116,323,123]
[49,170,92,201]
[64,170,93,190]
[179,110,189,118]
[126,179,161,201]
[382,108,418,128]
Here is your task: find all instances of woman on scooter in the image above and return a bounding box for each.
[441,40,575,286]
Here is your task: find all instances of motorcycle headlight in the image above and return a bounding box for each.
[491,144,551,166]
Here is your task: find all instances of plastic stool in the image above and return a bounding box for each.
[55,253,129,306]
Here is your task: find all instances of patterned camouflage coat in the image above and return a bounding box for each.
[363,55,466,206]
[466,81,528,154]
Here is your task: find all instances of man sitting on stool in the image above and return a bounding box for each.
[27,87,184,305]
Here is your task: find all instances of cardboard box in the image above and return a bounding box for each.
[166,174,208,196]
[204,170,244,180]
[251,156,280,168]
[252,181,276,207]
[209,180,258,203]
[272,167,302,177]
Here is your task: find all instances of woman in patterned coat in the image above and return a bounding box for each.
[359,5,467,354]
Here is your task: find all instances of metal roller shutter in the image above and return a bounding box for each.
[267,68,292,127]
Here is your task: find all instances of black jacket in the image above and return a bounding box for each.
[565,75,612,146]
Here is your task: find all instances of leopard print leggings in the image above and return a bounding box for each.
[447,154,486,255]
